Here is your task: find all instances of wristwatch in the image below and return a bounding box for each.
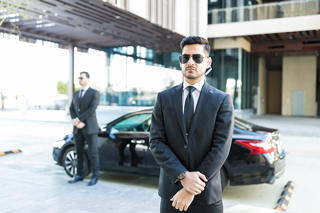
[177,171,186,181]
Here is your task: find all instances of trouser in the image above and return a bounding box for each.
[160,198,223,213]
[74,130,99,177]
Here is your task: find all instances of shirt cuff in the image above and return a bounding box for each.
[76,117,81,122]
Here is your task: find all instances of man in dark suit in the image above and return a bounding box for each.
[149,36,234,212]
[68,71,100,186]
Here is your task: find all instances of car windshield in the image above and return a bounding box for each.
[234,117,256,131]
[110,113,152,133]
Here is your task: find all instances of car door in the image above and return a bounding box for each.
[98,113,151,174]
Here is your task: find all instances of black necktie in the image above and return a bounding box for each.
[78,89,84,104]
[184,86,196,134]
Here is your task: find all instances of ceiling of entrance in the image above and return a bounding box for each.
[0,0,184,52]
[244,30,320,56]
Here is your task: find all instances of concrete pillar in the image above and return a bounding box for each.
[282,55,317,117]
[257,57,267,115]
[67,43,75,113]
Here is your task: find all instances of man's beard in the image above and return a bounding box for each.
[183,66,199,79]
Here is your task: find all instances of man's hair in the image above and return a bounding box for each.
[180,36,210,55]
[80,71,90,78]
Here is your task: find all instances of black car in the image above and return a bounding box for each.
[53,109,286,191]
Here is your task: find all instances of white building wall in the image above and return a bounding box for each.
[107,0,208,38]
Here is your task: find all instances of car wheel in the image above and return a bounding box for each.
[220,167,229,192]
[62,146,89,178]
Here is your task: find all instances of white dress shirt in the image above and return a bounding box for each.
[79,85,90,98]
[182,78,205,113]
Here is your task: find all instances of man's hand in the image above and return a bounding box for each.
[72,119,79,126]
[76,122,85,129]
[171,188,194,211]
[180,171,207,195]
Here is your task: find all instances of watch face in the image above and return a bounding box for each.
[178,172,185,180]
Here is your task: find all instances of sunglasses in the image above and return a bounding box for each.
[78,77,83,80]
[179,54,207,64]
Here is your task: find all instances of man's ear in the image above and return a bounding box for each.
[207,57,212,68]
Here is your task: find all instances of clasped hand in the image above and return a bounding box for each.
[171,188,194,212]
[181,171,207,195]
[171,171,207,211]
[72,119,85,129]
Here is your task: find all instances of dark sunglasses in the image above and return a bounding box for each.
[179,54,207,64]
[78,77,83,80]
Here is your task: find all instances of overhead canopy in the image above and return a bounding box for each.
[244,30,320,56]
[0,0,184,52]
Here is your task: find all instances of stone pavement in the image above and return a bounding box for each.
[245,114,320,137]
[1,107,318,137]
[0,108,307,213]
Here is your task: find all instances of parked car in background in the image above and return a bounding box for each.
[53,109,286,191]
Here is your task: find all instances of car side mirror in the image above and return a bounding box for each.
[98,125,110,137]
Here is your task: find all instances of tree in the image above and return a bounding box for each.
[57,81,68,94]
[0,0,31,34]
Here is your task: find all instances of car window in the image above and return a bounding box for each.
[110,113,152,133]
[234,117,255,131]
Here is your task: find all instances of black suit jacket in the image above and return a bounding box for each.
[149,81,234,205]
[69,88,100,135]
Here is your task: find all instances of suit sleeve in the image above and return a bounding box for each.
[149,93,187,184]
[69,93,77,119]
[196,94,234,181]
[78,90,99,122]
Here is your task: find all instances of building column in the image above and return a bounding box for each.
[257,57,267,115]
[67,43,75,113]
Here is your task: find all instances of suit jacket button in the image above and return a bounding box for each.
[184,145,188,149]
[78,109,80,111]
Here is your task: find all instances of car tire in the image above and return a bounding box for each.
[220,167,229,192]
[62,146,90,178]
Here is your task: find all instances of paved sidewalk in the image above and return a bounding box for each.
[1,108,318,137]
[0,106,149,125]
[245,114,320,137]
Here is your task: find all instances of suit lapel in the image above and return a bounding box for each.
[188,82,212,139]
[172,83,188,144]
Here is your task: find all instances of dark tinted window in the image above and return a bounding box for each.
[234,117,255,131]
[110,113,152,133]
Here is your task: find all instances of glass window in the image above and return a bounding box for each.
[110,113,152,133]
[207,48,257,110]
[127,46,134,55]
[234,117,255,131]
[104,46,183,107]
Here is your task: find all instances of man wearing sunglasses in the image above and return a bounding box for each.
[150,36,234,212]
[68,71,100,186]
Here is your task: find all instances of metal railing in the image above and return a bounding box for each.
[208,0,320,24]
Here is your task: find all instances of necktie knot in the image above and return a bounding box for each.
[187,86,196,94]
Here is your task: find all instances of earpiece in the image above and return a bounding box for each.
[205,66,212,75]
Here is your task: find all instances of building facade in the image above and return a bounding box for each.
[96,0,209,107]
[2,0,318,117]
[208,0,320,117]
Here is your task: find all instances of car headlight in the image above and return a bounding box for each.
[53,140,66,149]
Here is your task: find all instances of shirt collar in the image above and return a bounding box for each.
[81,85,90,91]
[183,78,205,92]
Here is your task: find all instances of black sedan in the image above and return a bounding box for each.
[53,109,286,191]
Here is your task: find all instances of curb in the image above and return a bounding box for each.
[0,149,22,156]
[275,181,295,211]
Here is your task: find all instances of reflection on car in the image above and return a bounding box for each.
[53,109,286,191]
